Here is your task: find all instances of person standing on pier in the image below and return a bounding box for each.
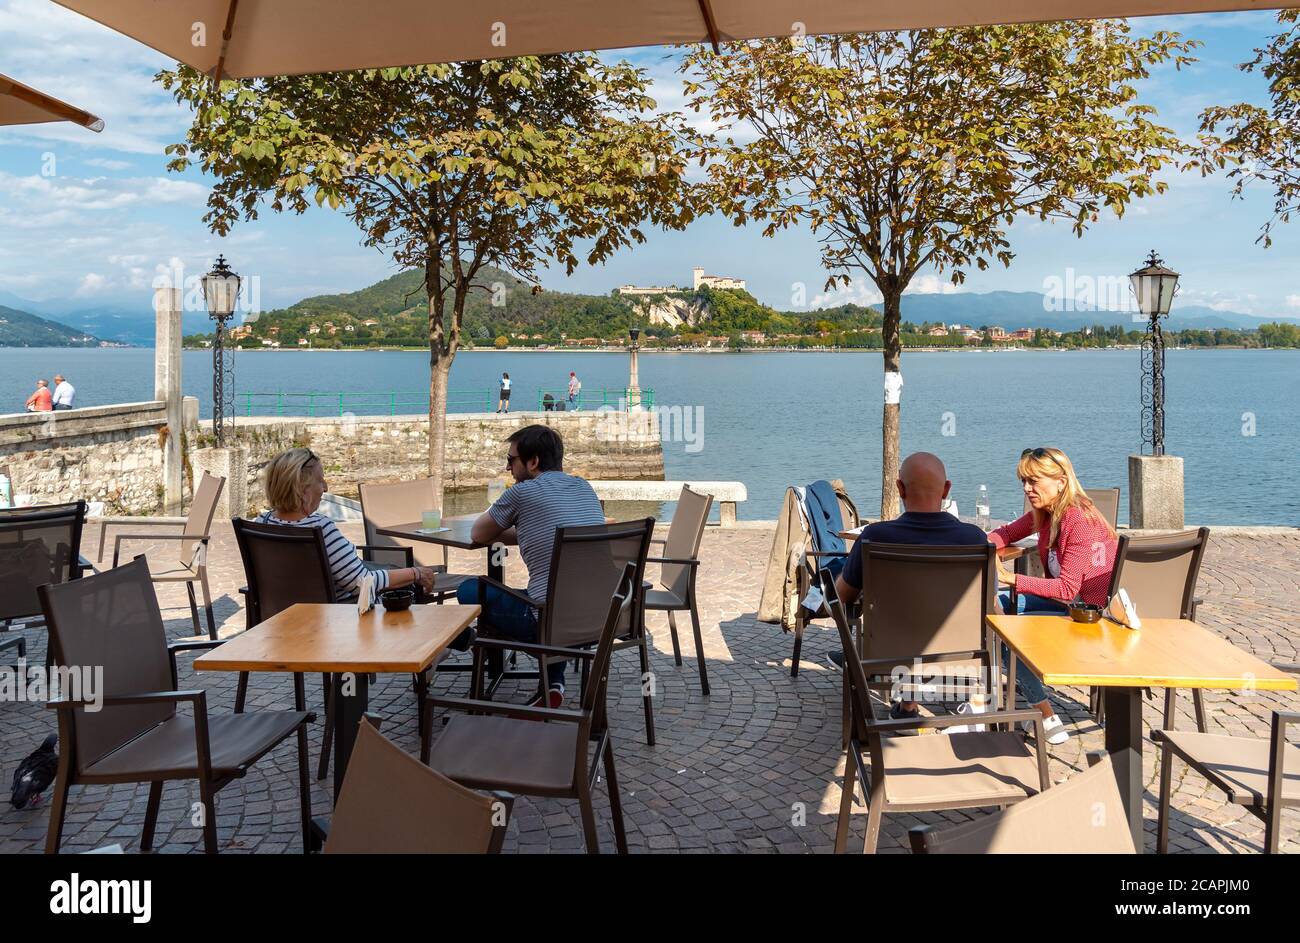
[497,372,511,414]
[567,370,581,410]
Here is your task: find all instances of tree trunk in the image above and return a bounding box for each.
[427,350,450,497]
[880,289,902,520]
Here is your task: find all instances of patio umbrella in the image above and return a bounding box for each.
[0,73,103,131]
[52,0,1300,81]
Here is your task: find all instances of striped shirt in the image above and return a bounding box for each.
[990,506,1117,607]
[255,510,390,598]
[487,471,604,603]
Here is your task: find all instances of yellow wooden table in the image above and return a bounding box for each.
[987,614,1297,849]
[196,603,479,800]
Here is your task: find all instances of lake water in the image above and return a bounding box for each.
[2,346,1296,526]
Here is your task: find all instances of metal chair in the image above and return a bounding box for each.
[466,518,657,744]
[824,577,1049,853]
[1154,703,1300,854]
[324,717,511,854]
[909,751,1137,853]
[232,517,436,779]
[0,500,91,663]
[424,563,636,853]
[358,477,469,601]
[1101,527,1211,730]
[38,557,312,854]
[103,471,226,639]
[642,484,713,695]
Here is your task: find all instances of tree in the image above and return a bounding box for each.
[494,335,509,349]
[684,23,1196,517]
[160,57,701,496]
[1195,11,1300,247]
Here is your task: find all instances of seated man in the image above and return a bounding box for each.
[458,424,605,707]
[831,452,988,722]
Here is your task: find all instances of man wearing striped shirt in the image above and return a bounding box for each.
[459,424,605,707]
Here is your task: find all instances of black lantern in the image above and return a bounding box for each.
[1130,251,1179,456]
[629,326,641,345]
[202,255,242,447]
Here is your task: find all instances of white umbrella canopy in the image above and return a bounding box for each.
[53,0,1300,79]
[0,72,104,131]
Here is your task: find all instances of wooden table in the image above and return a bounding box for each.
[195,602,479,801]
[987,613,1297,850]
[376,515,505,584]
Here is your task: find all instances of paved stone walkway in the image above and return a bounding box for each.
[1,522,1296,854]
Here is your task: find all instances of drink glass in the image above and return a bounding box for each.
[487,480,506,507]
[421,509,442,530]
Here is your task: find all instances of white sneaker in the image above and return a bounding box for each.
[944,700,987,734]
[1022,714,1070,745]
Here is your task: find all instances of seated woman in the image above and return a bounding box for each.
[257,447,437,600]
[988,446,1117,745]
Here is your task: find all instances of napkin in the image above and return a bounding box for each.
[357,573,375,615]
[1107,588,1141,630]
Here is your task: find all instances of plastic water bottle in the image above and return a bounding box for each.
[976,484,990,530]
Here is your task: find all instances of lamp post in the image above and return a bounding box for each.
[202,255,241,447]
[1129,250,1179,456]
[627,325,642,409]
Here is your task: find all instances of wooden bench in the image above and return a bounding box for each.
[586,480,747,527]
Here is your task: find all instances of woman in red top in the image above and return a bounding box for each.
[988,447,1118,743]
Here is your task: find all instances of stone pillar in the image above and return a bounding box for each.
[627,345,641,408]
[1128,454,1185,530]
[182,396,199,439]
[154,287,183,514]
[193,446,248,520]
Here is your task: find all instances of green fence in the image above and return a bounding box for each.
[238,388,654,417]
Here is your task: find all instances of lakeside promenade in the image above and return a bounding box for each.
[2,520,1295,854]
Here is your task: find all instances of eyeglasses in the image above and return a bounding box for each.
[505,452,521,467]
[1021,447,1064,474]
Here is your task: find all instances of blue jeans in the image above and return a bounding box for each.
[457,578,565,688]
[999,591,1069,706]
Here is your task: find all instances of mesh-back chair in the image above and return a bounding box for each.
[358,478,469,601]
[909,751,1137,853]
[642,485,713,695]
[468,518,656,744]
[425,564,636,853]
[1020,488,1120,528]
[0,501,90,662]
[38,557,312,854]
[858,543,1000,711]
[823,570,1048,853]
[102,472,226,639]
[232,517,435,779]
[1154,703,1300,854]
[325,718,510,854]
[1105,527,1211,731]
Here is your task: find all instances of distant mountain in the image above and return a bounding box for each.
[895,289,1300,332]
[0,305,102,347]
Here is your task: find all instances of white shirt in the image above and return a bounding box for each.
[52,381,75,407]
[500,377,511,391]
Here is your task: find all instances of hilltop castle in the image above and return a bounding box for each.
[617,266,746,296]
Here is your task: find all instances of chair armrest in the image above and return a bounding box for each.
[1272,663,1300,676]
[167,638,224,687]
[75,555,96,577]
[48,689,206,711]
[360,545,413,567]
[428,695,584,724]
[475,576,540,610]
[863,708,1041,735]
[807,550,847,559]
[646,556,700,567]
[858,649,987,671]
[97,516,187,561]
[471,637,594,661]
[113,532,207,567]
[649,538,667,546]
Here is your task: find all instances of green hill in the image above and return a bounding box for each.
[208,266,883,348]
[0,305,102,347]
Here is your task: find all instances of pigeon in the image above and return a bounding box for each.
[10,734,58,809]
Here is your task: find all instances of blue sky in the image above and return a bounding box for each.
[1,0,1297,318]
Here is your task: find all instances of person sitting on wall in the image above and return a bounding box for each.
[25,379,52,412]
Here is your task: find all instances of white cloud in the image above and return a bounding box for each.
[1286,294,1300,309]
[74,272,107,297]
[905,274,961,295]
[84,157,133,171]
[807,276,884,309]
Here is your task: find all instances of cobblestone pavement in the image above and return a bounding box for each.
[2,522,1297,854]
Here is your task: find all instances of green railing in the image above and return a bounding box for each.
[237,387,654,417]
[535,388,654,411]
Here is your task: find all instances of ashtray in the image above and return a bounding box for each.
[1068,603,1103,624]
[380,589,414,612]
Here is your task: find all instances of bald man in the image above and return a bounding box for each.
[830,452,988,721]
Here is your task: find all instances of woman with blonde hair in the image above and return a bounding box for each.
[256,447,437,599]
[987,446,1118,743]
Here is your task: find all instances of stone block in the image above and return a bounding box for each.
[1128,454,1185,530]
[192,446,249,519]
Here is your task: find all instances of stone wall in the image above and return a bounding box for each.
[0,402,178,514]
[211,410,665,510]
